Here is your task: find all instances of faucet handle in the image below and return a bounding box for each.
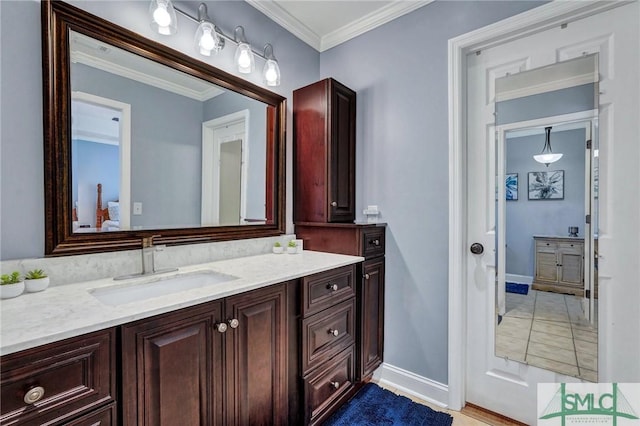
[141,235,162,248]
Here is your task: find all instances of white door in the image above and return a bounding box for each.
[462,4,638,424]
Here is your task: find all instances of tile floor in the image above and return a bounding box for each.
[495,288,598,381]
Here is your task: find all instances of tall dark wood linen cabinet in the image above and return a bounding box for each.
[294,78,386,424]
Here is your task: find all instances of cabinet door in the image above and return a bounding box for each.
[328,80,356,223]
[121,302,224,426]
[559,249,583,286]
[359,258,385,379]
[224,283,288,426]
[535,250,559,283]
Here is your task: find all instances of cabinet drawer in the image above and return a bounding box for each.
[302,299,355,374]
[0,329,115,426]
[536,241,557,253]
[302,265,355,316]
[558,242,582,254]
[304,347,355,425]
[362,227,385,258]
[64,402,116,425]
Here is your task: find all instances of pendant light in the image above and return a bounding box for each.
[194,3,222,56]
[234,26,254,74]
[262,44,280,87]
[149,0,177,36]
[533,126,563,167]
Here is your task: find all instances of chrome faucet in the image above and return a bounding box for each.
[114,236,177,280]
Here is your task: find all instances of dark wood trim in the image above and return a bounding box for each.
[42,0,286,256]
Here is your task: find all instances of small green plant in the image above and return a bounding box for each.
[273,242,282,247]
[1,271,22,285]
[288,240,297,248]
[25,269,48,280]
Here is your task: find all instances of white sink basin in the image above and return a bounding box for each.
[89,270,238,306]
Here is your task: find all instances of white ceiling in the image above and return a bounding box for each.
[246,0,433,52]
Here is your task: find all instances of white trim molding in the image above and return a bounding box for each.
[372,363,449,408]
[447,0,626,412]
[246,0,432,52]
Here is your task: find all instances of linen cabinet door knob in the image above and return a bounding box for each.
[331,201,337,207]
[228,318,240,329]
[216,323,228,333]
[24,386,45,404]
[364,273,370,280]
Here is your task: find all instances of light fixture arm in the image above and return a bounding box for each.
[173,4,271,61]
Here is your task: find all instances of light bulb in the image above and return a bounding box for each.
[199,29,215,56]
[153,4,171,28]
[263,59,280,86]
[238,50,251,68]
[265,66,278,83]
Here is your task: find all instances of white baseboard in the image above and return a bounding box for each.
[506,273,533,285]
[372,362,449,408]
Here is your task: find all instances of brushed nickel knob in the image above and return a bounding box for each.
[328,329,339,337]
[228,318,240,329]
[327,283,338,292]
[24,386,45,404]
[371,239,380,246]
[216,323,228,333]
[364,273,370,280]
[331,201,337,207]
[330,381,340,390]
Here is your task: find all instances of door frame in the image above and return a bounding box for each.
[71,91,131,230]
[201,110,249,226]
[447,1,622,411]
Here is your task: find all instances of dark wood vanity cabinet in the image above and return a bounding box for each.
[0,329,116,426]
[293,78,356,223]
[121,282,290,426]
[295,223,386,381]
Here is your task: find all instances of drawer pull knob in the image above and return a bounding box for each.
[216,323,228,333]
[328,329,339,337]
[228,318,240,329]
[24,386,45,404]
[364,273,370,280]
[330,381,340,390]
[327,283,338,292]
[370,239,380,246]
[331,201,337,207]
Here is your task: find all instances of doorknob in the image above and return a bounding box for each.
[470,243,484,255]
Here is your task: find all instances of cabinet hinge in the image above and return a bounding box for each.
[586,139,592,150]
[586,214,591,224]
[585,289,591,299]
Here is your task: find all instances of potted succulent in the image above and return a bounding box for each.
[272,241,284,254]
[25,269,50,293]
[1,271,25,299]
[287,240,297,254]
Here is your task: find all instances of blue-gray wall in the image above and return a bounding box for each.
[72,139,120,227]
[505,129,586,277]
[319,0,543,385]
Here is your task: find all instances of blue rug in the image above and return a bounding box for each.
[506,282,529,295]
[323,383,453,426]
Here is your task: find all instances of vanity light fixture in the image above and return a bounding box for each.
[234,26,255,74]
[149,0,177,36]
[262,44,280,87]
[533,126,563,166]
[149,1,280,86]
[194,3,223,56]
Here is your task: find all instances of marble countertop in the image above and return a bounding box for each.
[0,251,363,356]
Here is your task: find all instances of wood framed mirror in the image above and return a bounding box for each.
[42,0,286,256]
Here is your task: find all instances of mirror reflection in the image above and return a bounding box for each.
[494,55,599,381]
[70,31,269,233]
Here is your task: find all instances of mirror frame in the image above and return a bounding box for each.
[42,0,286,256]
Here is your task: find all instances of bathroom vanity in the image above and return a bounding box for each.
[0,251,365,425]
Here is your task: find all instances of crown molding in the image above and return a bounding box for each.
[246,0,433,52]
[320,1,433,52]
[245,0,322,51]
